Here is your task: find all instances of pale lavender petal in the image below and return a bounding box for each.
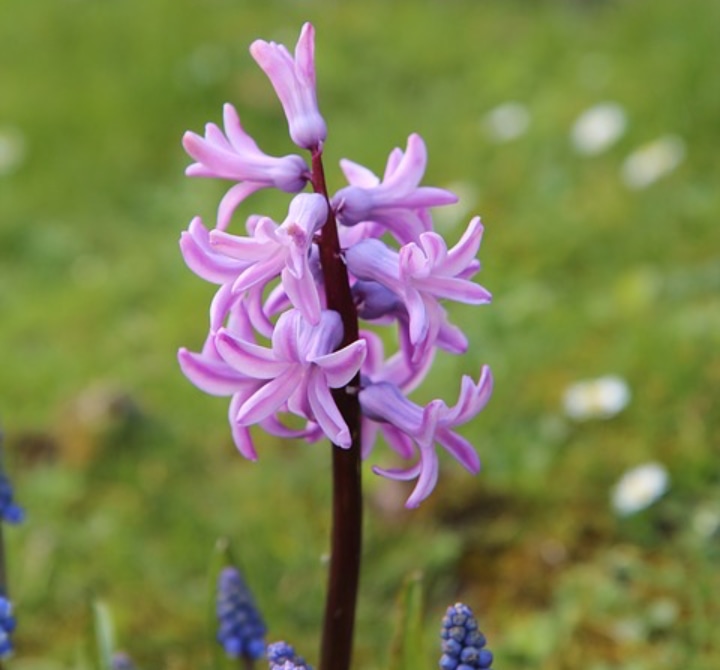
[178,347,250,396]
[442,217,484,275]
[210,225,278,262]
[235,371,300,425]
[360,419,379,459]
[281,266,321,325]
[413,276,491,303]
[379,423,415,459]
[404,447,439,508]
[179,217,249,283]
[217,182,264,231]
[437,429,481,474]
[215,328,289,379]
[359,382,422,435]
[444,366,493,425]
[229,393,258,460]
[340,158,380,187]
[308,370,351,447]
[312,338,367,387]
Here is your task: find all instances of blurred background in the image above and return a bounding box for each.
[1,0,718,668]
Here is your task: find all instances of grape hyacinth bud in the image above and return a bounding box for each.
[0,472,24,525]
[439,603,493,670]
[111,651,137,670]
[0,596,17,658]
[267,641,313,670]
[217,566,267,660]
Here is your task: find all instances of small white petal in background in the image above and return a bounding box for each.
[562,375,631,421]
[482,102,530,142]
[611,462,669,516]
[571,102,627,155]
[621,135,685,189]
[0,126,26,176]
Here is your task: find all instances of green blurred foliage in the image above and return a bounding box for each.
[1,0,719,668]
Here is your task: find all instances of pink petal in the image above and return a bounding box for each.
[308,371,351,447]
[235,372,300,425]
[215,329,289,379]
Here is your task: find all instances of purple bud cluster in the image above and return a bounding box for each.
[439,603,493,670]
[267,641,312,670]
[179,23,492,507]
[216,566,266,660]
[0,596,16,658]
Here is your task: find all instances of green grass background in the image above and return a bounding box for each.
[1,0,718,668]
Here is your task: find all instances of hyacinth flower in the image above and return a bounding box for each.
[184,104,310,230]
[332,134,457,243]
[439,603,494,670]
[217,566,267,661]
[210,193,328,325]
[178,22,492,670]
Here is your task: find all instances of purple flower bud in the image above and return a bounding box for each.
[250,23,327,151]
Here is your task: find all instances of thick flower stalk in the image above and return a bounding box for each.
[179,22,492,670]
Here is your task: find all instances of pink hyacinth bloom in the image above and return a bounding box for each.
[178,300,320,459]
[214,309,366,448]
[183,103,309,229]
[359,365,493,507]
[345,217,491,358]
[250,23,327,151]
[332,134,457,242]
[209,193,328,325]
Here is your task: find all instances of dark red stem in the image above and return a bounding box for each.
[311,149,362,670]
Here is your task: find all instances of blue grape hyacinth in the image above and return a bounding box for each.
[0,472,24,525]
[267,641,312,670]
[439,603,493,670]
[217,566,266,660]
[0,595,17,658]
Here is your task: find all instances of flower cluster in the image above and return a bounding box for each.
[179,23,492,506]
[267,641,313,670]
[0,596,16,658]
[216,566,267,660]
[439,603,493,670]
[0,472,24,525]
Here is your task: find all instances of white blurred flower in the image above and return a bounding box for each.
[611,462,669,516]
[571,102,627,155]
[482,102,530,142]
[621,135,685,189]
[562,375,630,421]
[0,126,26,176]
